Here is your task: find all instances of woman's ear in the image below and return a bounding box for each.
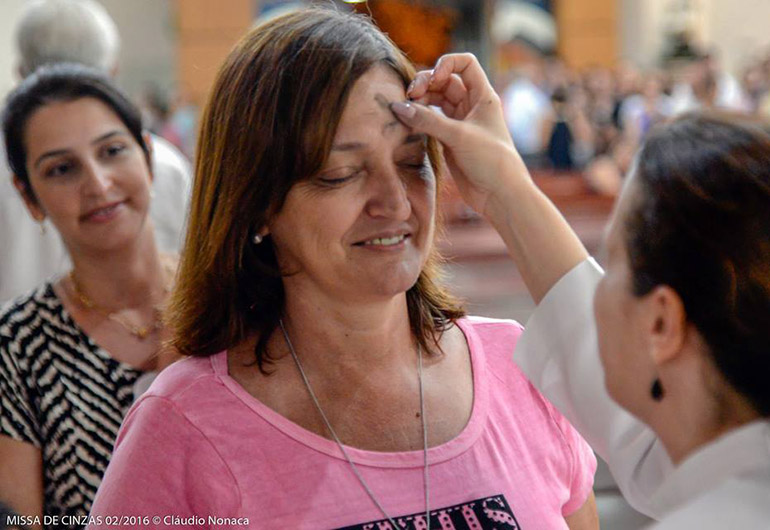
[12,175,46,222]
[645,285,687,367]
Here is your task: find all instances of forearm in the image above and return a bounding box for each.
[483,161,589,304]
[0,437,44,526]
[564,492,599,530]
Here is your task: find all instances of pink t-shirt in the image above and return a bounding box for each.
[89,317,596,529]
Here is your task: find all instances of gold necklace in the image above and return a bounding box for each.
[68,271,165,340]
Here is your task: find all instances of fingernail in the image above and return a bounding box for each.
[390,101,416,119]
[407,79,416,94]
[428,69,436,85]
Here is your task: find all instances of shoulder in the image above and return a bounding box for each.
[460,315,547,399]
[457,315,524,361]
[461,315,585,443]
[141,354,223,405]
[0,283,58,343]
[458,315,534,401]
[149,134,191,183]
[127,353,251,454]
[0,285,59,401]
[114,354,241,469]
[458,314,524,334]
[94,389,242,513]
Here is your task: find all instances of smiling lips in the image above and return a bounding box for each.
[355,233,410,247]
[81,201,124,223]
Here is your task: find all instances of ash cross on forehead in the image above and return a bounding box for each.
[330,93,426,151]
[374,93,403,135]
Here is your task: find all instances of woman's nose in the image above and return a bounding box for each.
[366,164,412,220]
[81,161,113,195]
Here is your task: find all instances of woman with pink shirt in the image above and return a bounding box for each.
[89,8,598,530]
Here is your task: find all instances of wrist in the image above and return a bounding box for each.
[481,149,538,224]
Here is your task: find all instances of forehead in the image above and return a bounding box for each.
[25,97,125,153]
[334,65,406,141]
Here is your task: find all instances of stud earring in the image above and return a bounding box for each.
[252,233,263,245]
[651,378,665,401]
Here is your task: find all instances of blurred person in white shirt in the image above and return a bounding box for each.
[502,63,550,165]
[669,51,750,115]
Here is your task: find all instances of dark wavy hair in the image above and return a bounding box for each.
[167,7,465,371]
[2,62,149,203]
[627,112,770,415]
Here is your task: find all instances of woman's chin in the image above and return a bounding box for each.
[355,270,422,300]
[383,278,424,298]
[70,221,147,254]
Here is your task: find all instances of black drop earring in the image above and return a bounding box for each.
[650,378,665,401]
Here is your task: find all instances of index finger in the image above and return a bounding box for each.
[430,53,492,104]
[408,70,433,99]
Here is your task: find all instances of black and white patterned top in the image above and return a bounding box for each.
[0,283,144,524]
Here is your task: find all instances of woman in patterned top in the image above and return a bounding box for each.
[0,64,176,525]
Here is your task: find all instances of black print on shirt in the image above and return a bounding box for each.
[336,494,521,530]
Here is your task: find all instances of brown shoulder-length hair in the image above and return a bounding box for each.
[167,7,464,370]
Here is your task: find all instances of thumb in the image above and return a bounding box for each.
[390,101,460,147]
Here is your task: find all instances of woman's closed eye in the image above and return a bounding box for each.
[317,166,366,186]
[399,158,427,171]
[398,155,432,180]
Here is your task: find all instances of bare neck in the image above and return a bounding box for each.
[649,356,760,465]
[66,222,166,309]
[277,286,418,377]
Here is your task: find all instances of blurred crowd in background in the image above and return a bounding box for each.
[497,47,770,196]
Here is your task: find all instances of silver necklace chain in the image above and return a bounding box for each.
[279,319,431,529]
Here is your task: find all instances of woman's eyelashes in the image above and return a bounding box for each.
[317,155,429,187]
[399,157,430,175]
[318,166,366,186]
